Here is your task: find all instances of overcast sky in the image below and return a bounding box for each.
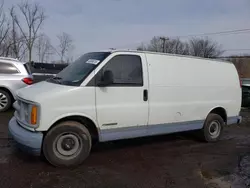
[6,0,250,59]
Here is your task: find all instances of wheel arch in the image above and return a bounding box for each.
[46,115,100,142]
[0,86,15,103]
[207,107,227,123]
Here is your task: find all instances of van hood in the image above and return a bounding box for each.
[16,81,77,103]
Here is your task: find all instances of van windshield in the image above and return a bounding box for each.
[47,52,110,86]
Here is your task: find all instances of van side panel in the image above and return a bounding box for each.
[146,54,241,125]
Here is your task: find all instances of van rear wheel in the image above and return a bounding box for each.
[201,113,224,142]
[43,121,92,167]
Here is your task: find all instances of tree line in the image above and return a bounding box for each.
[137,36,224,58]
[0,1,237,64]
[0,1,74,63]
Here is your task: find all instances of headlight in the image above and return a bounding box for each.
[15,98,40,128]
[23,103,29,122]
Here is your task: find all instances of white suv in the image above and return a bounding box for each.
[0,57,33,112]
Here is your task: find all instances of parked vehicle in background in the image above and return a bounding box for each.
[241,78,250,86]
[29,62,67,83]
[242,84,250,107]
[0,57,33,112]
[8,50,242,167]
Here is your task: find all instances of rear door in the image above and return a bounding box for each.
[94,52,149,141]
[0,61,27,97]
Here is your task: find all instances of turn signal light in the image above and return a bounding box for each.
[31,105,37,125]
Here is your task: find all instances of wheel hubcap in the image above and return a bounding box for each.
[0,93,8,110]
[55,134,81,157]
[208,120,221,138]
[61,138,76,151]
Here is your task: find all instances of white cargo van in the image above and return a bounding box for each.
[9,50,242,167]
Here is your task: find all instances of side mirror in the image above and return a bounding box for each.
[97,70,114,87]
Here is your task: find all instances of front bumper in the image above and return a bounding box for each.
[8,117,43,156]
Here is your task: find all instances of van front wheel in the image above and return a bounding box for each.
[43,121,92,167]
[201,113,224,142]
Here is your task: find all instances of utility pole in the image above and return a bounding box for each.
[160,37,169,53]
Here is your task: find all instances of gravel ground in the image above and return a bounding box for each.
[1,109,250,188]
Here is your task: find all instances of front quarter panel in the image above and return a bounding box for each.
[35,87,97,131]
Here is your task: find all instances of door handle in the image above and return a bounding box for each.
[143,89,148,101]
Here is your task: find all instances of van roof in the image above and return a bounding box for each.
[101,49,232,64]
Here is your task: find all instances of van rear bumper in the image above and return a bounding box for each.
[8,117,43,156]
[227,116,242,125]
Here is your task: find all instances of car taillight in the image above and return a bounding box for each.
[22,77,33,85]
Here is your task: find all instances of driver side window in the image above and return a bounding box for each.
[98,55,143,86]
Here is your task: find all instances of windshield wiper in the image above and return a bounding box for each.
[52,76,62,80]
[48,76,62,84]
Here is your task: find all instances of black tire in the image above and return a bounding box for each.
[200,113,224,142]
[43,121,92,167]
[0,89,12,112]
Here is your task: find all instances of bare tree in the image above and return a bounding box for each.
[229,56,249,78]
[189,38,224,58]
[65,56,74,64]
[11,1,45,62]
[0,1,10,56]
[57,32,74,63]
[35,34,53,63]
[137,43,146,51]
[137,36,189,55]
[165,38,189,55]
[147,36,163,52]
[137,36,164,52]
[7,6,27,59]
